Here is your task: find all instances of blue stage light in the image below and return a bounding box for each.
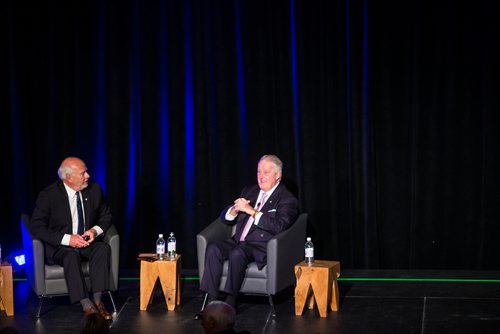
[14,254,25,266]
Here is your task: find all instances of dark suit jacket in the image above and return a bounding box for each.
[29,180,112,261]
[219,183,298,268]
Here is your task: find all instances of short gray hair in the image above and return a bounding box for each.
[57,165,73,180]
[259,154,283,174]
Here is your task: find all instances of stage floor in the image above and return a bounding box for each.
[2,270,500,333]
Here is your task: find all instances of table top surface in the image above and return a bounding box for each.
[296,260,340,269]
[138,254,181,262]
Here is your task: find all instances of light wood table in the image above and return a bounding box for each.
[0,262,14,316]
[294,260,340,317]
[139,255,181,311]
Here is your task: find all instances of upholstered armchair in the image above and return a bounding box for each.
[197,213,307,315]
[20,213,120,317]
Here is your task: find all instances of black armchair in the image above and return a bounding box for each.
[197,213,307,314]
[20,213,120,317]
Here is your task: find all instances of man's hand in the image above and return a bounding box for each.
[69,234,90,248]
[82,228,97,242]
[70,229,97,248]
[233,198,253,215]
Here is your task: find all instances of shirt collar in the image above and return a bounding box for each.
[63,182,79,198]
[260,181,280,199]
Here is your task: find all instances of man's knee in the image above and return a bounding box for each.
[206,243,223,259]
[228,247,247,263]
[62,251,82,268]
[94,242,111,258]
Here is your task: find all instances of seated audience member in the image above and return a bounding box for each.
[80,313,110,334]
[200,301,250,334]
[0,326,20,334]
[29,157,113,320]
[200,154,298,309]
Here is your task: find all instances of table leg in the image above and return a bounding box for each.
[158,261,178,311]
[0,265,14,316]
[310,270,329,317]
[330,275,339,311]
[140,261,159,310]
[294,266,311,316]
[176,260,181,306]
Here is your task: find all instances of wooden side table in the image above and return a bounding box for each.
[294,260,340,317]
[0,262,14,316]
[139,255,181,311]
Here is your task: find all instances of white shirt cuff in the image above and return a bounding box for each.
[61,234,71,246]
[92,226,104,236]
[225,207,237,221]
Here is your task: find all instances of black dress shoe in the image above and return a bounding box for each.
[95,302,113,321]
[83,306,98,316]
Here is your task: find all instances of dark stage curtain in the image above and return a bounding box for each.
[2,0,499,270]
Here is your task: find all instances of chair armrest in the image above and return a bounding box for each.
[21,214,47,295]
[197,218,234,281]
[266,213,307,294]
[103,224,120,291]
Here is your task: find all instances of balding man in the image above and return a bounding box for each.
[29,157,113,320]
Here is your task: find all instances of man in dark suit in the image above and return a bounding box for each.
[29,157,113,319]
[200,154,299,308]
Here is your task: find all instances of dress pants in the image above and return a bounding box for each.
[51,241,111,304]
[200,239,266,297]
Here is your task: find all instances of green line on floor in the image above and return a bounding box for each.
[338,278,500,283]
[14,277,500,283]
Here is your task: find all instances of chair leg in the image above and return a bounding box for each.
[201,292,208,311]
[268,294,276,317]
[194,293,209,320]
[36,296,45,318]
[106,291,117,313]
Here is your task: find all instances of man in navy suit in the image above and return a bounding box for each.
[200,154,299,308]
[29,157,113,320]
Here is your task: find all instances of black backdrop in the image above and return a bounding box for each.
[2,0,499,271]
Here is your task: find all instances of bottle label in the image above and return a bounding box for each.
[305,248,314,257]
[157,245,165,254]
[168,242,176,252]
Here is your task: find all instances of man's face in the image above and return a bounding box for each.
[66,160,90,192]
[257,159,281,192]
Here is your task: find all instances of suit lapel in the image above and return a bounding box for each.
[260,183,282,212]
[57,181,73,233]
[247,184,282,235]
[81,188,91,228]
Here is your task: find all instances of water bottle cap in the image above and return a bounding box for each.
[306,237,311,241]
[170,232,174,236]
[159,234,163,238]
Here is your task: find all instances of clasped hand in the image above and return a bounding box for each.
[69,229,96,248]
[231,198,253,215]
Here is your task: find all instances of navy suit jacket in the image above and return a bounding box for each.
[219,183,298,268]
[29,180,112,262]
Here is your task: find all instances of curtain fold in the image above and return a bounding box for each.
[3,0,499,270]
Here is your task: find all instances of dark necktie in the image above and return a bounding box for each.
[76,192,84,235]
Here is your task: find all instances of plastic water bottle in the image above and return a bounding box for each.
[167,232,177,260]
[305,237,314,265]
[156,234,165,260]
